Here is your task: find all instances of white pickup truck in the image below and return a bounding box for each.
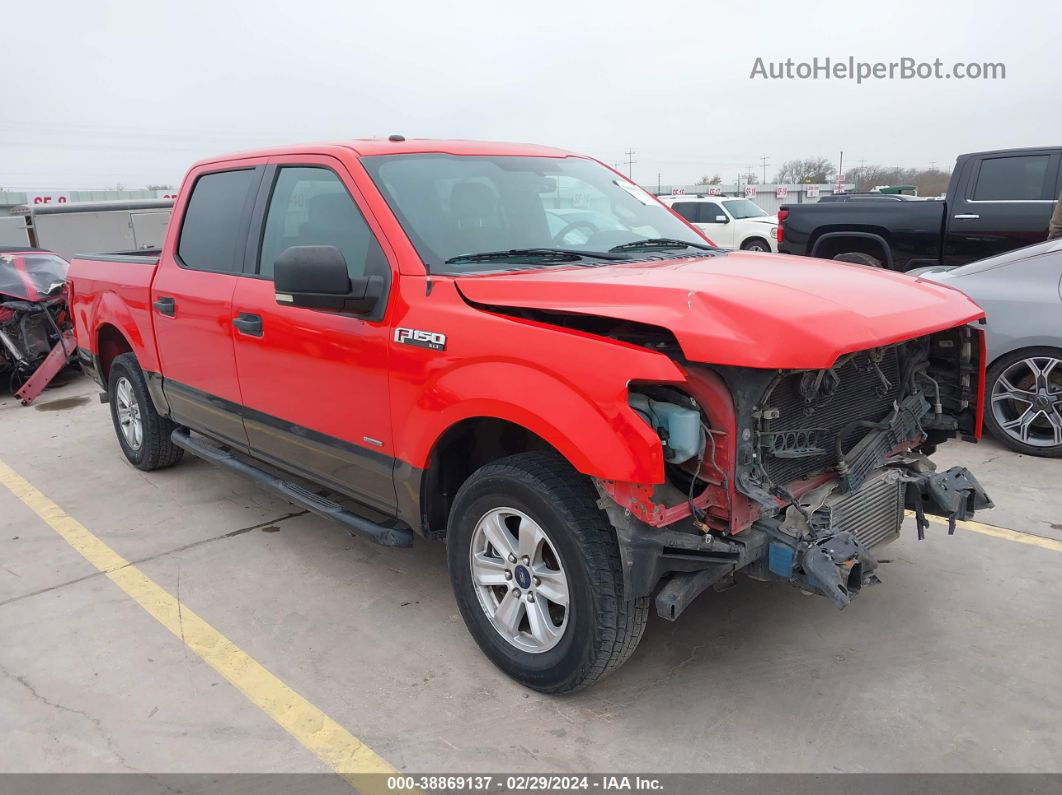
[660,195,778,252]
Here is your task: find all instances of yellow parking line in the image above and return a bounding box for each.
[905,509,1062,552]
[0,457,402,794]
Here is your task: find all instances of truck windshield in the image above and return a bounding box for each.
[360,154,709,272]
[721,199,770,219]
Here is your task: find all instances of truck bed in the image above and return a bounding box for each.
[778,199,947,270]
[67,252,162,376]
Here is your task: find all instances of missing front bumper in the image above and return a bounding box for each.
[762,461,993,608]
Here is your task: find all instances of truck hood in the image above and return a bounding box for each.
[455,251,985,369]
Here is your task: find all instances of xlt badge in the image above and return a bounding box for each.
[394,327,447,351]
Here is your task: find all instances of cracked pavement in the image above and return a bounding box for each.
[2,377,1062,774]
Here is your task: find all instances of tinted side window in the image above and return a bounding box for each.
[177,169,256,271]
[698,204,725,223]
[973,155,1051,200]
[671,202,699,222]
[259,167,377,279]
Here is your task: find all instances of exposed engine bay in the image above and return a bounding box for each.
[602,324,992,617]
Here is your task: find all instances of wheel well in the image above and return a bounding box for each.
[812,234,888,264]
[741,236,770,249]
[422,418,558,538]
[96,324,133,381]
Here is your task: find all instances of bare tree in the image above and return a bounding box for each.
[697,174,722,185]
[845,165,951,196]
[146,184,174,191]
[774,157,836,184]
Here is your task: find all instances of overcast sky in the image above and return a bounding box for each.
[3,0,1059,190]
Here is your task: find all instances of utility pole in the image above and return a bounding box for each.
[760,155,770,185]
[837,151,844,188]
[657,172,661,194]
[623,149,636,180]
[929,159,938,170]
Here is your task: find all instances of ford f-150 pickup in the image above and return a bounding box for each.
[68,139,992,692]
[779,146,1062,270]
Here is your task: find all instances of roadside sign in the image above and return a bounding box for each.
[671,187,686,195]
[707,186,722,196]
[743,185,756,198]
[806,185,820,199]
[775,186,788,199]
[27,193,69,205]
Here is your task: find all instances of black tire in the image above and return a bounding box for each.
[107,352,184,471]
[741,237,771,252]
[983,347,1062,457]
[447,452,648,693]
[832,251,882,267]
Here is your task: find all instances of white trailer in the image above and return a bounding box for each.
[9,199,173,259]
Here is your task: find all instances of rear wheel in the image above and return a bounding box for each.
[984,347,1062,457]
[447,452,648,693]
[107,352,184,470]
[832,251,882,267]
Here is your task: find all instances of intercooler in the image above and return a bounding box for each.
[814,470,906,549]
[757,346,904,486]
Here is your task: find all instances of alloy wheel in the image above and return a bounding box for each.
[469,507,570,653]
[991,356,1062,448]
[114,376,144,450]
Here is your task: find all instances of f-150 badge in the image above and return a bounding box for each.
[394,327,447,351]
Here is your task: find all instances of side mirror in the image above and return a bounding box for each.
[715,215,730,224]
[274,245,383,315]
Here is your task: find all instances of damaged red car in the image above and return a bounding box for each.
[0,247,76,403]
[67,140,991,692]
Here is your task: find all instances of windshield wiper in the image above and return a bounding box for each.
[444,247,627,265]
[608,238,716,253]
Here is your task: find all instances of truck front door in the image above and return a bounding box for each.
[151,164,264,449]
[944,150,1061,266]
[230,159,397,514]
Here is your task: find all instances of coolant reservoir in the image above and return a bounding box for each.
[629,394,705,464]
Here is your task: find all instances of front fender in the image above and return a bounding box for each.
[398,360,675,484]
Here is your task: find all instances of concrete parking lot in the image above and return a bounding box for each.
[2,374,1061,779]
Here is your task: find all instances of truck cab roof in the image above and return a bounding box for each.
[192,139,578,169]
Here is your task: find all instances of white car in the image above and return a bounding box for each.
[660,195,778,252]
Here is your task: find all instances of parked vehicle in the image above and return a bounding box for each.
[0,247,77,401]
[779,147,1062,269]
[660,195,778,251]
[9,199,173,260]
[912,239,1062,456]
[68,139,991,692]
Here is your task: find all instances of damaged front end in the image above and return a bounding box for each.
[597,324,993,618]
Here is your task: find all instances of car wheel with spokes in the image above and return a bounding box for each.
[447,452,648,693]
[984,347,1062,457]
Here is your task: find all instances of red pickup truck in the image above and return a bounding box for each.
[68,139,991,692]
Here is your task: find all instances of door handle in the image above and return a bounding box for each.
[232,312,263,337]
[953,214,980,220]
[153,296,176,316]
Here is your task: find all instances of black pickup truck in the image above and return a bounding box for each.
[778,147,1062,271]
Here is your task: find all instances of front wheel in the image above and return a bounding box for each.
[447,453,648,693]
[984,347,1062,457]
[741,237,771,252]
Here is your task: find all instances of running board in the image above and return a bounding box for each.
[170,429,414,548]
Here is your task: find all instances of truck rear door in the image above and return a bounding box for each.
[229,156,397,514]
[150,163,265,450]
[944,149,1060,266]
